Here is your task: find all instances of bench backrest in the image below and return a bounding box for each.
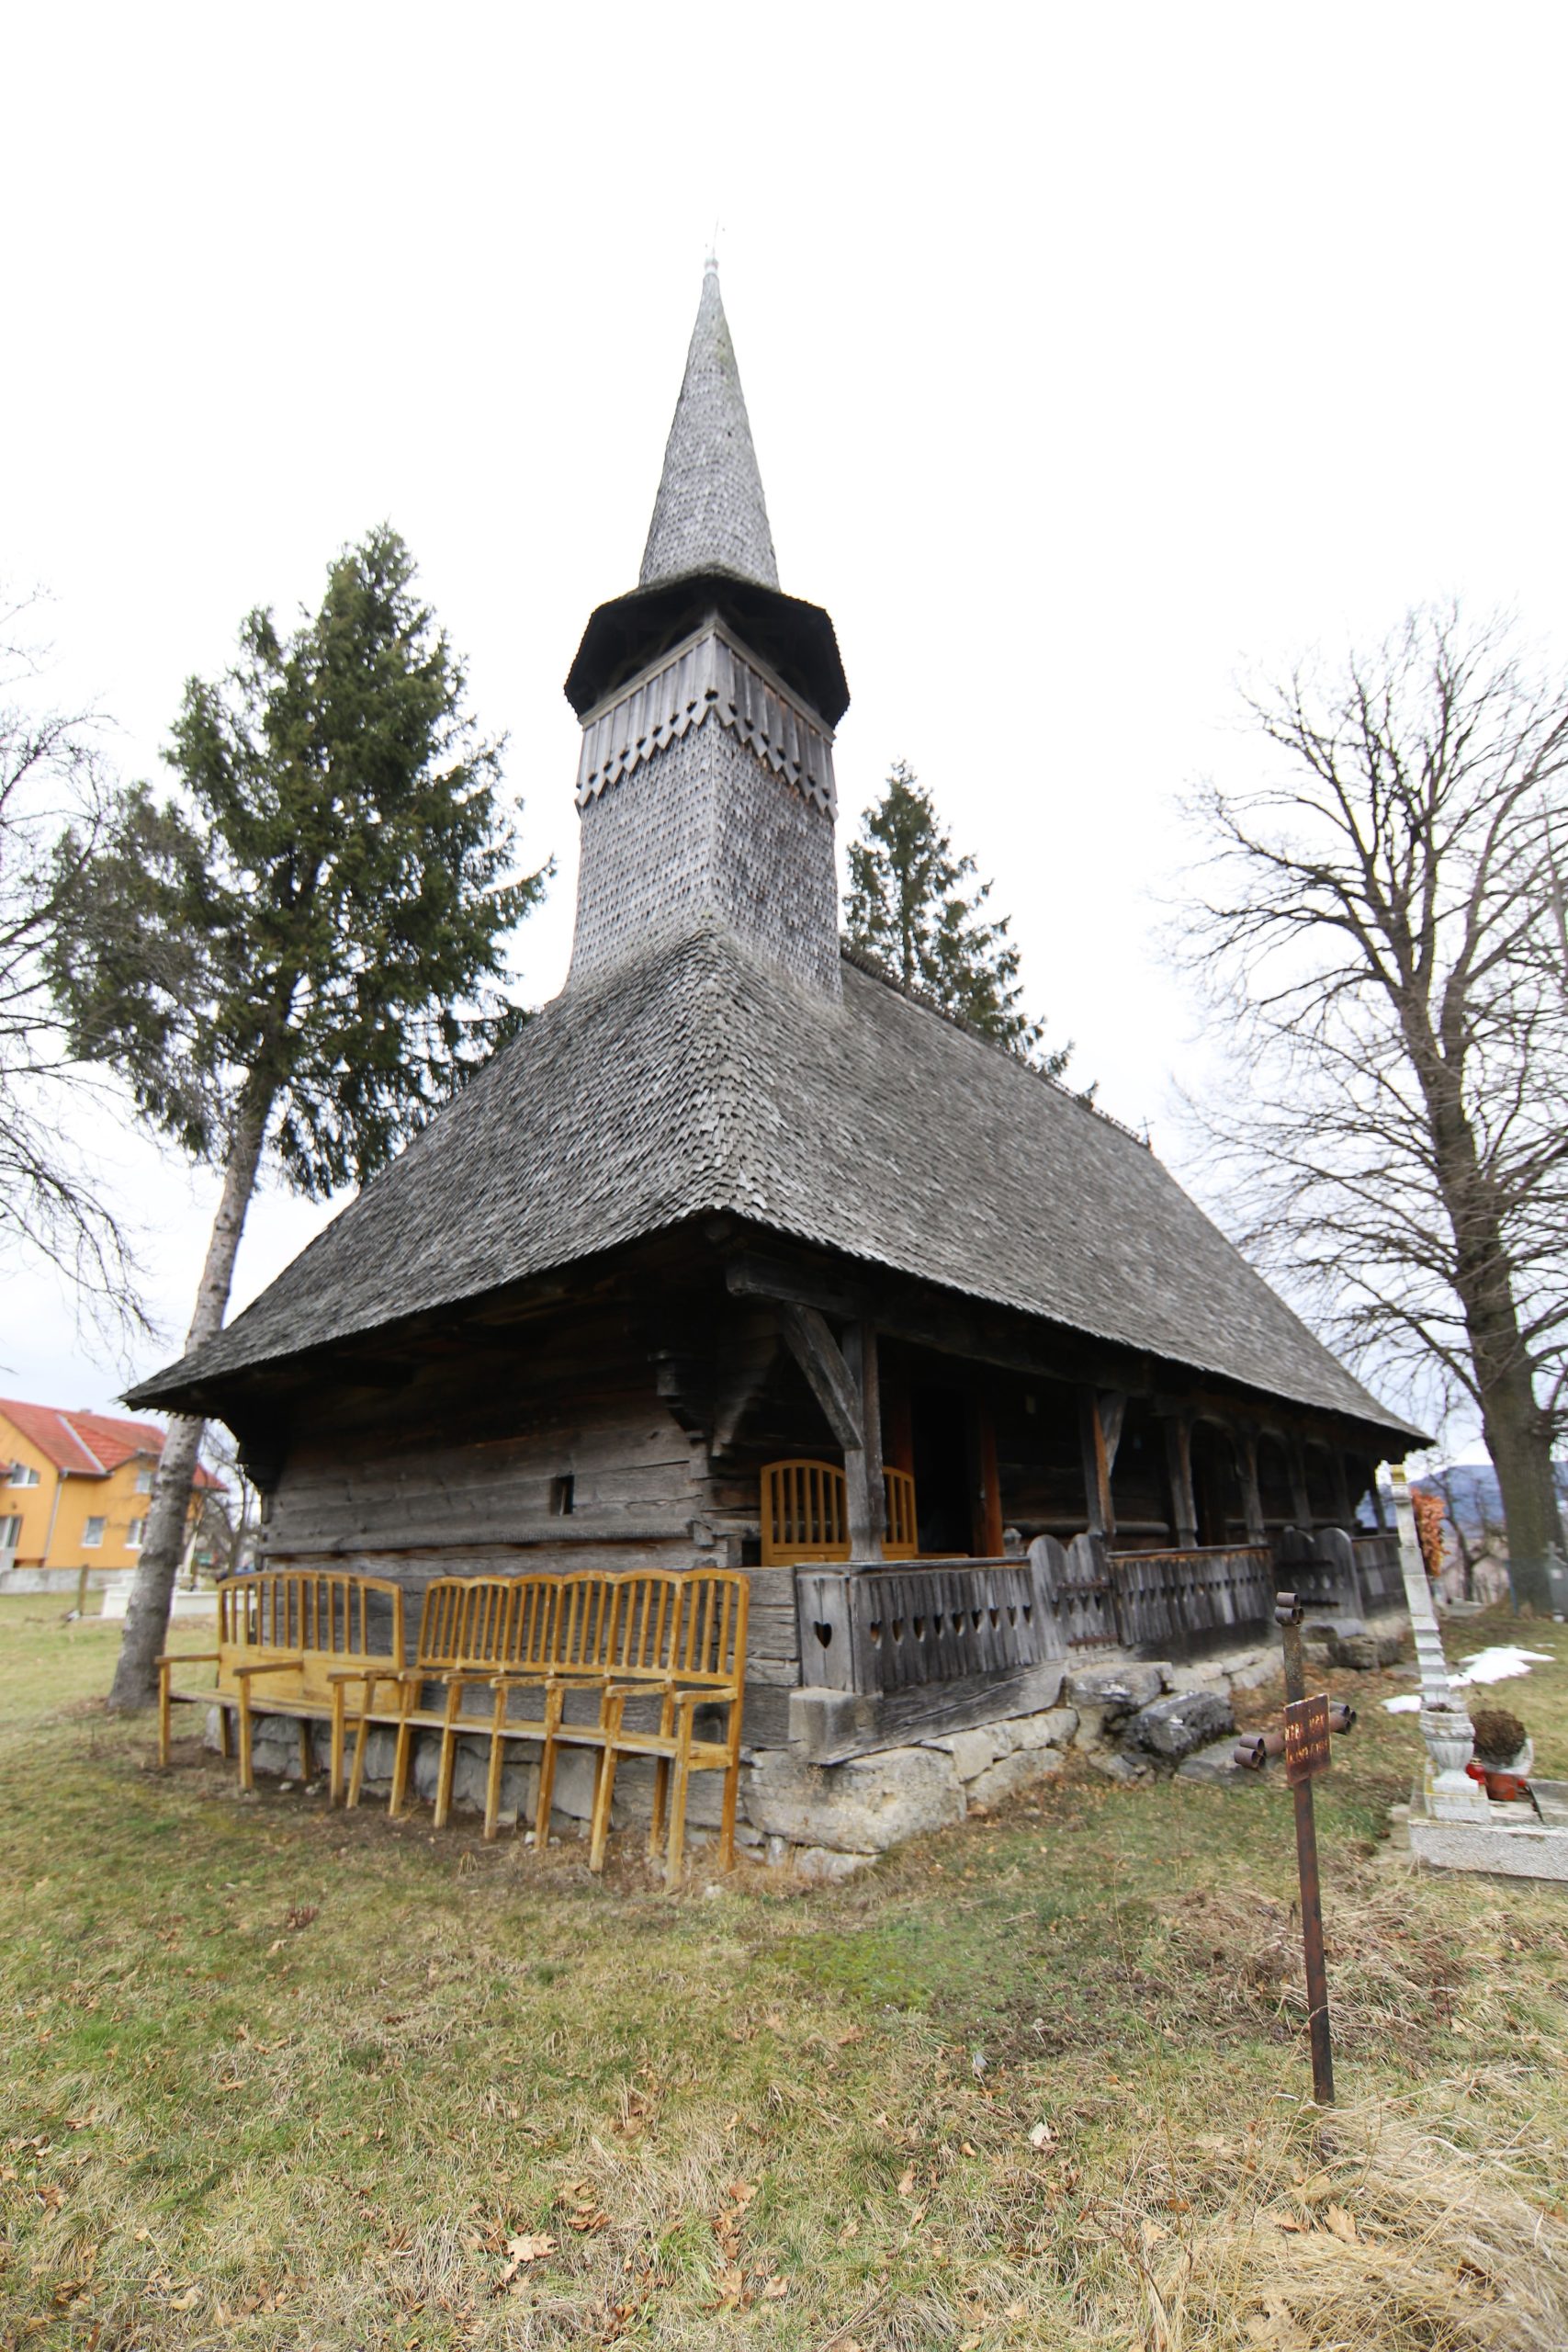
[412,1576,547,1677]
[761,1460,919,1565]
[665,1568,748,1693]
[217,1570,405,1706]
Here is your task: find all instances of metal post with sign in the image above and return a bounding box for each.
[1277,1590,1335,2105]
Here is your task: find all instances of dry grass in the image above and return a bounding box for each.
[2,1599,1566,2350]
[1135,2104,1568,2351]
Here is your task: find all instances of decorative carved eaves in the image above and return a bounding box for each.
[576,620,836,818]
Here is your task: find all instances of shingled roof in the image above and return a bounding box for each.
[639,259,779,591]
[130,922,1414,1438]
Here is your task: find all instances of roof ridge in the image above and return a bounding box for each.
[56,1408,106,1474]
[837,941,1149,1150]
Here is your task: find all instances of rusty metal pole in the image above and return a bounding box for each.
[1278,1592,1335,2106]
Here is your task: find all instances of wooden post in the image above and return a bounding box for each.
[1077,1389,1113,1541]
[1328,1447,1353,1531]
[1279,1592,1335,2105]
[1164,1414,1198,1548]
[841,1323,885,1563]
[971,1393,1004,1559]
[1237,1427,1267,1545]
[1287,1437,1313,1532]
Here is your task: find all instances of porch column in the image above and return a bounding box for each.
[1164,1413,1198,1548]
[842,1323,886,1563]
[1236,1426,1267,1545]
[971,1395,1005,1559]
[1077,1388,1114,1541]
[1287,1436,1313,1530]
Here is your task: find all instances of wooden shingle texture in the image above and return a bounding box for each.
[132,921,1409,1434]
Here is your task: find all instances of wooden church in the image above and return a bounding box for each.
[134,264,1415,1816]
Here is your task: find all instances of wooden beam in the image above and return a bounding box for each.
[1236,1427,1267,1545]
[1287,1436,1313,1529]
[1099,1390,1127,1477]
[973,1393,1005,1558]
[840,1323,885,1562]
[778,1304,863,1452]
[1078,1388,1113,1539]
[1164,1413,1198,1547]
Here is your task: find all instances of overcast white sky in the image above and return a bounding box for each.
[5,2,1565,1443]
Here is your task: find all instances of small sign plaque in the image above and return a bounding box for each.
[1284,1692,1332,1786]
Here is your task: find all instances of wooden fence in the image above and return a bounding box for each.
[795,1524,1401,1691]
[795,1558,1053,1695]
[1035,1534,1275,1653]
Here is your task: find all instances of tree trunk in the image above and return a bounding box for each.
[1478,1366,1566,1616]
[1420,1051,1567,1616]
[107,1088,273,1712]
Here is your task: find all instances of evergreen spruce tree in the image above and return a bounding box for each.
[844,762,1074,1080]
[53,526,548,1708]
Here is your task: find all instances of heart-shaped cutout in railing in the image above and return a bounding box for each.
[813,1621,833,1647]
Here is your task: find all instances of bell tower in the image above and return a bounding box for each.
[564,262,850,998]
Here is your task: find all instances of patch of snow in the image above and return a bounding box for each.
[1457,1645,1554,1684]
[1382,1645,1554,1713]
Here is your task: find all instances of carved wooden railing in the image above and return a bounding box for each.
[1275,1525,1401,1613]
[795,1558,1054,1693]
[1039,1534,1275,1651]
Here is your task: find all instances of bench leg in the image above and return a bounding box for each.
[346,1676,382,1810]
[588,1697,623,1874]
[534,1685,565,1853]
[390,1698,415,1819]
[329,1685,346,1806]
[666,1721,695,1889]
[298,1716,313,1784]
[434,1682,463,1830]
[237,1689,255,1795]
[484,1684,510,1842]
[217,1702,232,1761]
[719,1703,744,1871]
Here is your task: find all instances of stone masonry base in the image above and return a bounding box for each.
[209,1635,1290,1877]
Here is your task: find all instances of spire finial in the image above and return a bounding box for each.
[638,263,779,591]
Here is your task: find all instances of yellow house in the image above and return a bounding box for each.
[0,1398,220,1592]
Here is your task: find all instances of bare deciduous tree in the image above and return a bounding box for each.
[0,594,144,1343]
[1177,605,1568,1611]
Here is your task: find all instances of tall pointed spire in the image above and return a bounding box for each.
[639,261,780,590]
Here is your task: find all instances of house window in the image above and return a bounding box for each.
[135,1465,153,1495]
[129,1519,146,1549]
[82,1517,106,1548]
[0,1514,21,1549]
[8,1463,39,1488]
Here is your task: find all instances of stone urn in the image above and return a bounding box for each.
[1419,1703,1492,1820]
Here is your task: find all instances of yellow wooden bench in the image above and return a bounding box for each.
[157,1570,406,1803]
[335,1574,564,1827]
[342,1568,748,1879]
[583,1568,749,1883]
[761,1460,918,1563]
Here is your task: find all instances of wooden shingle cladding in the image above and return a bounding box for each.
[130,929,1421,1450]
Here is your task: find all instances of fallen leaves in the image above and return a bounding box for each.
[492,2230,558,2292]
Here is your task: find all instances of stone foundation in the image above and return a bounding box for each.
[209,1633,1291,1871]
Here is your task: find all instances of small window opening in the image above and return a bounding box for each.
[549,1475,574,1518]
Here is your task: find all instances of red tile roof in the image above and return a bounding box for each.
[0,1399,222,1487]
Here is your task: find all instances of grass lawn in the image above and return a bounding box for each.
[2,1597,1566,2351]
